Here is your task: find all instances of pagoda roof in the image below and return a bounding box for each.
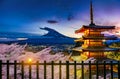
[74,38,83,42]
[82,35,117,40]
[75,25,115,33]
[73,47,119,52]
[82,47,119,52]
[72,47,82,52]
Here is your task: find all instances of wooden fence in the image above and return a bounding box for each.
[0,60,120,79]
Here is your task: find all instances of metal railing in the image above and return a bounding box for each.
[0,60,120,79]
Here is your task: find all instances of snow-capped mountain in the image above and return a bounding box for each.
[0,27,75,45]
[40,27,69,38]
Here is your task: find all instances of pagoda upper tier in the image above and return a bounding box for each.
[75,24,115,33]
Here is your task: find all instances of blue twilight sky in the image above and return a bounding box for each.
[0,0,120,37]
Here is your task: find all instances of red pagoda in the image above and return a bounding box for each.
[73,1,118,59]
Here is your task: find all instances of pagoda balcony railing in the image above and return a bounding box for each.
[84,34,104,37]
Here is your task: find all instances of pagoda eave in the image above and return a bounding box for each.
[82,48,119,52]
[75,25,115,33]
[82,36,117,40]
[72,47,82,52]
[74,39,83,42]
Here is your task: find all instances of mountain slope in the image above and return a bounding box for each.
[0,27,75,45]
[0,32,41,38]
[40,27,69,38]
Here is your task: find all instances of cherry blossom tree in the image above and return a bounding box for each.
[0,44,111,79]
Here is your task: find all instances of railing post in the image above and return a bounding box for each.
[29,62,32,79]
[96,61,98,79]
[59,61,61,79]
[81,61,84,79]
[110,61,113,79]
[14,60,17,79]
[7,60,9,79]
[21,61,24,79]
[118,61,120,79]
[89,61,91,79]
[36,61,39,79]
[51,61,54,79]
[44,61,46,79]
[103,61,106,79]
[0,60,2,79]
[74,61,76,79]
[66,61,69,79]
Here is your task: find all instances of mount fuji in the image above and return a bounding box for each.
[0,27,75,45]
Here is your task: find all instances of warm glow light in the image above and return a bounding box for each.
[28,58,32,63]
[86,52,89,56]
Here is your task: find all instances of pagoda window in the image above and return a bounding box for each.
[84,29,90,36]
[84,40,90,45]
[89,52,105,58]
[89,40,102,42]
[89,42,102,45]
[89,40,103,46]
[90,29,102,31]
[84,52,105,57]
[89,31,101,35]
[84,52,90,56]
[84,40,104,46]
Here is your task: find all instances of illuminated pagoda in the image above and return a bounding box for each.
[73,1,118,59]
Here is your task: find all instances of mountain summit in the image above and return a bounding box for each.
[40,27,66,38]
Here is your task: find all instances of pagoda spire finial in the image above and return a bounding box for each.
[90,0,95,25]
